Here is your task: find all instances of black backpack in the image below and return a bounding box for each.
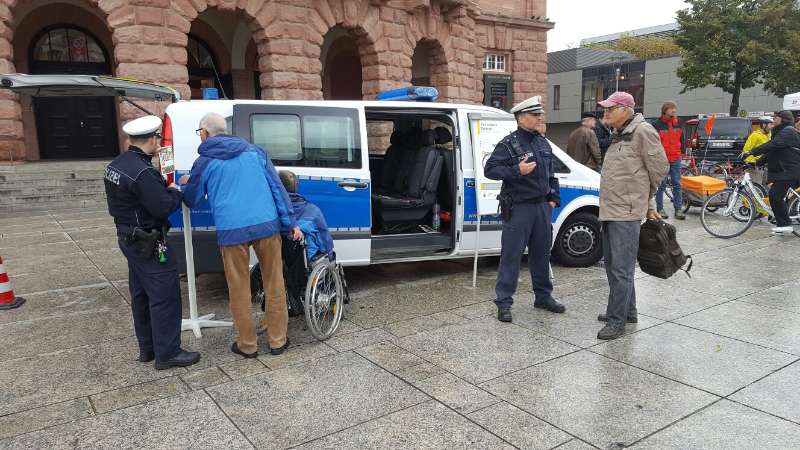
[638,220,692,279]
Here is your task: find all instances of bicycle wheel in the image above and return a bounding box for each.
[789,197,800,238]
[701,189,756,238]
[304,260,344,340]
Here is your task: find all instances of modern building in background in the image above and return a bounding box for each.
[545,23,783,149]
[0,0,550,163]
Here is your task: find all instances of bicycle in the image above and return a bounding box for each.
[700,171,800,238]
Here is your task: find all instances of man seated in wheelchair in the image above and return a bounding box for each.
[278,170,334,262]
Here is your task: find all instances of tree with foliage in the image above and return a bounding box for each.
[675,0,800,116]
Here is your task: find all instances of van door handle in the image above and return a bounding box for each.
[337,181,368,189]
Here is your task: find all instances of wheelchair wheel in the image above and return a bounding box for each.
[304,259,344,340]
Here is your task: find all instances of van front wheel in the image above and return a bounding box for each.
[552,212,602,267]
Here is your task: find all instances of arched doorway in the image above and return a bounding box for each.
[411,40,448,97]
[187,35,225,99]
[321,28,363,100]
[29,25,117,159]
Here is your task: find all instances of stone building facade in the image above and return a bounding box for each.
[0,0,550,162]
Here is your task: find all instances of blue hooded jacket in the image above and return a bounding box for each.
[182,135,295,246]
[289,192,334,260]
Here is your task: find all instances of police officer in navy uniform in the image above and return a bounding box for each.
[485,96,565,323]
[105,115,200,369]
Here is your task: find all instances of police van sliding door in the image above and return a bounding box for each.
[232,104,372,265]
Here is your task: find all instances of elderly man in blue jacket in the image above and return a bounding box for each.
[180,112,301,358]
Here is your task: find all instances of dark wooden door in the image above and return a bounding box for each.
[35,96,118,159]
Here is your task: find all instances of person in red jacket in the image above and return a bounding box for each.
[652,101,686,220]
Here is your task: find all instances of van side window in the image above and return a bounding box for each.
[303,115,357,166]
[250,112,361,168]
[252,115,302,161]
[553,154,570,174]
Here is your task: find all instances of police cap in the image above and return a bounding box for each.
[122,115,162,138]
[510,96,544,115]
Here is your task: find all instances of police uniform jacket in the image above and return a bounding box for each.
[105,146,182,231]
[484,127,561,206]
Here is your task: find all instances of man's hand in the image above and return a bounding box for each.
[168,183,180,190]
[647,209,662,220]
[179,175,190,185]
[291,227,303,241]
[519,160,536,176]
[548,201,557,209]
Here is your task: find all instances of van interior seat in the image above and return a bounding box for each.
[433,126,454,212]
[373,129,444,226]
[376,130,404,194]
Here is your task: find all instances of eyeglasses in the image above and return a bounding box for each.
[195,128,205,136]
[154,133,162,140]
[604,105,624,113]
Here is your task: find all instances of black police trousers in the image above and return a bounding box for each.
[119,240,182,362]
[495,202,553,308]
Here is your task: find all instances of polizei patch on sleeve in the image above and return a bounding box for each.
[105,167,121,185]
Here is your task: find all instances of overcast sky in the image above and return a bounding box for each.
[547,0,690,52]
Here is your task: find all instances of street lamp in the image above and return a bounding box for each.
[615,67,621,91]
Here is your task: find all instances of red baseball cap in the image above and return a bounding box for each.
[598,91,635,108]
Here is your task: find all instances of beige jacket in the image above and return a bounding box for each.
[599,114,669,222]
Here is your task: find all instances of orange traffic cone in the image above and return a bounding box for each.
[0,256,25,310]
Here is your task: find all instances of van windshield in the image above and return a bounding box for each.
[698,118,751,139]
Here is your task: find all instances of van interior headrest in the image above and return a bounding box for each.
[434,127,452,145]
[390,130,403,145]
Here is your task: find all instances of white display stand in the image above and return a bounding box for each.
[468,115,554,288]
[180,205,232,338]
[469,115,515,288]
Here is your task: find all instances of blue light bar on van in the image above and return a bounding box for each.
[376,86,439,102]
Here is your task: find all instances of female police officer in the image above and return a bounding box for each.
[104,115,200,369]
[484,96,564,323]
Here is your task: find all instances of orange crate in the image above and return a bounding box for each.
[681,175,726,195]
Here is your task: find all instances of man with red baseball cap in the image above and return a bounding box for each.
[595,91,668,340]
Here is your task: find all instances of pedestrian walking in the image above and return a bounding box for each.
[566,112,602,170]
[745,110,800,234]
[653,101,686,220]
[484,96,564,323]
[180,112,301,357]
[595,92,668,340]
[105,115,200,369]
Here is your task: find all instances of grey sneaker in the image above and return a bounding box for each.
[597,324,625,340]
[658,209,669,219]
[674,210,686,220]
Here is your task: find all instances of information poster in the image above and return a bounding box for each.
[470,115,518,216]
[158,146,175,185]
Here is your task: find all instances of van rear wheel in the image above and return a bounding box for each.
[553,212,602,267]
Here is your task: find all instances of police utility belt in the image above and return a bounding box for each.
[497,193,545,221]
[118,225,169,263]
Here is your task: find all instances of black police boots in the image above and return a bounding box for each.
[154,350,201,370]
[534,297,566,313]
[497,307,512,323]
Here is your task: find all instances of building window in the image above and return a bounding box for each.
[187,35,224,99]
[553,85,561,110]
[483,53,507,72]
[581,61,646,116]
[33,27,106,64]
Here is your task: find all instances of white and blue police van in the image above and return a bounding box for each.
[0,76,602,270]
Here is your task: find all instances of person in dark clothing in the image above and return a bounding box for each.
[484,95,563,323]
[278,170,334,260]
[567,112,602,170]
[594,116,613,161]
[747,110,800,233]
[105,115,200,370]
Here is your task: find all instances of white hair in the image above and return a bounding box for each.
[199,112,227,136]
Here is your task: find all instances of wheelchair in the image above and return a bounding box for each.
[250,236,349,340]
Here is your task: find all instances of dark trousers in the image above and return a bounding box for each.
[120,240,182,362]
[602,221,640,328]
[495,202,553,308]
[656,159,683,211]
[769,179,800,227]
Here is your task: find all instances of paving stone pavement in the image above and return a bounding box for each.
[1,208,800,449]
